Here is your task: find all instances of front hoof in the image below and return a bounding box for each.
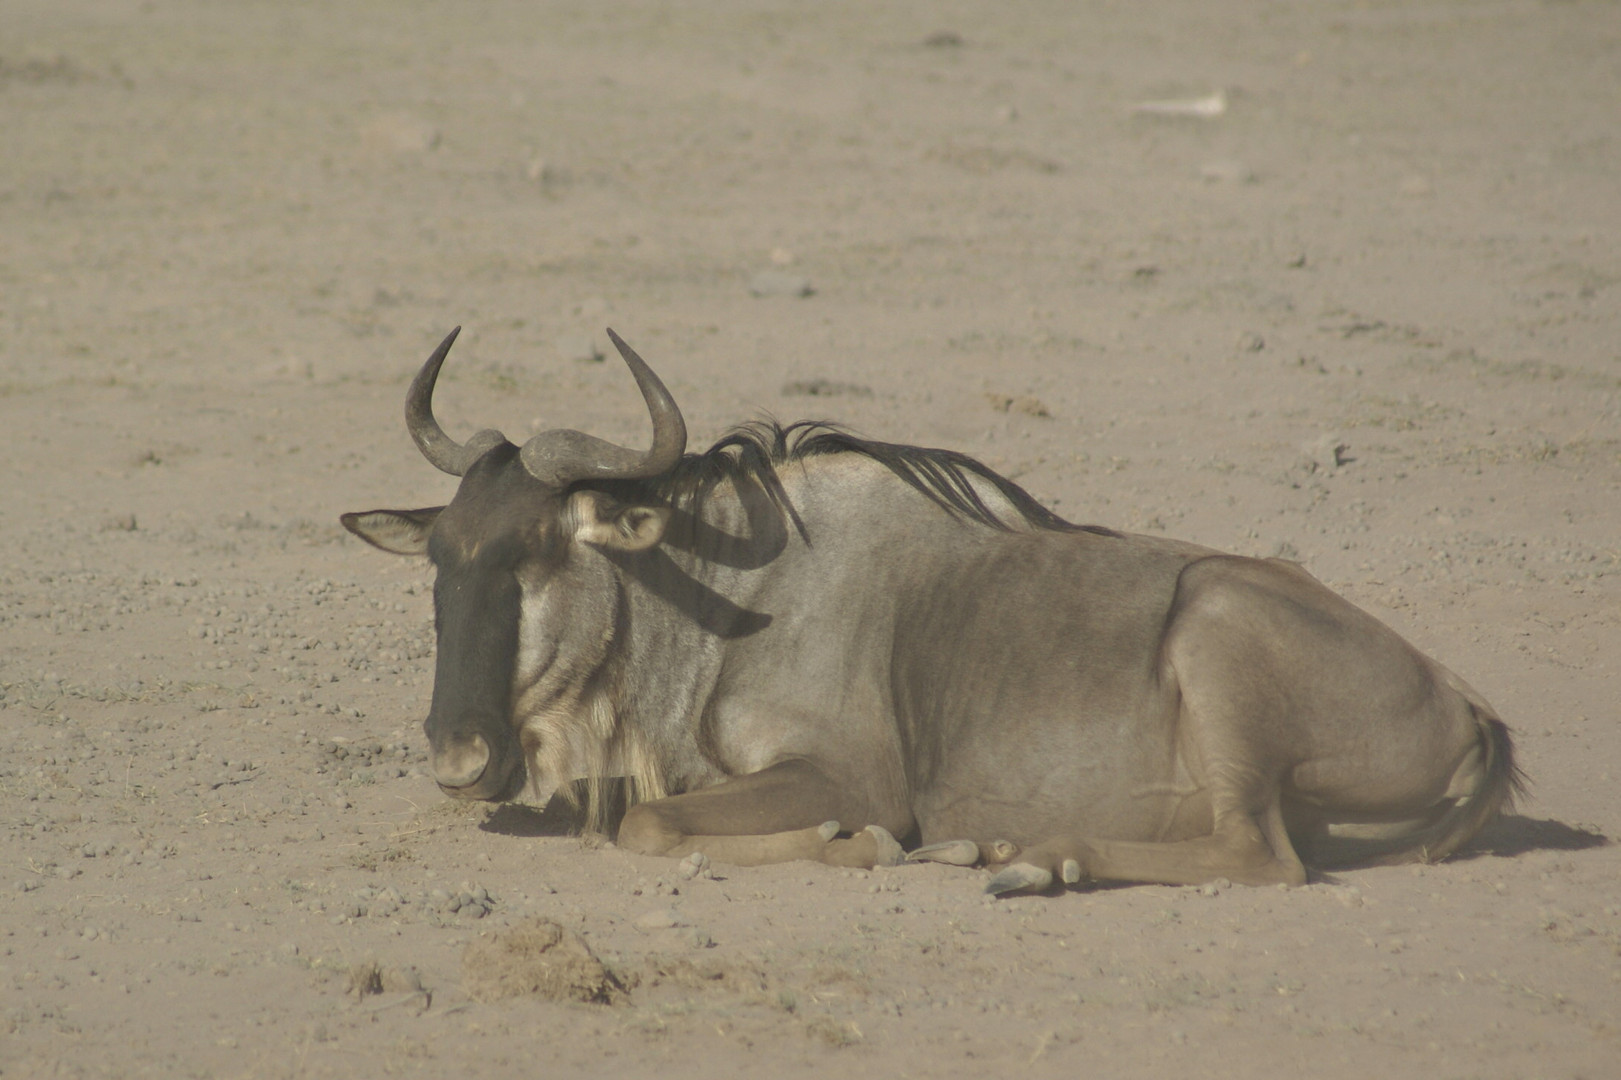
[908,839,981,867]
[865,825,904,867]
[985,862,1054,897]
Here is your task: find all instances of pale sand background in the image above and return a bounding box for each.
[3,2,1618,1076]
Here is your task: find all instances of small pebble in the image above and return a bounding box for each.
[677,852,712,881]
[1301,432,1349,473]
[748,271,814,299]
[555,332,603,364]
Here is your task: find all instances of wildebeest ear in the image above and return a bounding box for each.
[339,508,442,555]
[568,490,669,552]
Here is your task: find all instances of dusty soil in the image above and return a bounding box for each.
[3,2,1619,1077]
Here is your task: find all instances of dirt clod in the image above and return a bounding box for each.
[462,917,625,1004]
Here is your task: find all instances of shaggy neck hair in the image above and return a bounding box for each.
[593,419,1118,540]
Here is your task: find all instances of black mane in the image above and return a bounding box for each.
[608,420,1116,538]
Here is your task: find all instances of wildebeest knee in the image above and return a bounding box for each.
[617,803,682,856]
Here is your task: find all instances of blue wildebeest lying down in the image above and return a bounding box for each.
[342,328,1521,895]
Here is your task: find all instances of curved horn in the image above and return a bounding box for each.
[519,328,687,486]
[405,327,506,476]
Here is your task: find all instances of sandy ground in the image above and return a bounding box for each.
[3,1,1619,1077]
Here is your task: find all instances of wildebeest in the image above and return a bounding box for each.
[341,327,1521,895]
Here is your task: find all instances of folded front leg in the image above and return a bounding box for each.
[615,758,908,869]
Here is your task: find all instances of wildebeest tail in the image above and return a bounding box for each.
[1347,696,1523,867]
[1320,687,1523,869]
[1413,701,1524,864]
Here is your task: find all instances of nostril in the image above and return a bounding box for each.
[431,733,491,789]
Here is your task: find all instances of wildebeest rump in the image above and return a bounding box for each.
[341,327,1521,895]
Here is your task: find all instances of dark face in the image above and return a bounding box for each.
[339,444,564,801]
[343,439,667,803]
[342,325,684,804]
[416,444,568,801]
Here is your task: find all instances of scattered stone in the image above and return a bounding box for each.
[1236,331,1266,352]
[1301,433,1351,473]
[782,378,872,399]
[677,852,712,881]
[632,876,679,897]
[985,393,1051,418]
[316,739,422,780]
[555,332,604,364]
[447,883,497,919]
[749,271,814,298]
[364,893,400,918]
[462,917,625,1004]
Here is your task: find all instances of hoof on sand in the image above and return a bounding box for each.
[865,825,904,867]
[985,862,1054,897]
[907,839,981,867]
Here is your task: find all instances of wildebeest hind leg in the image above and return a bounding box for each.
[985,801,1307,896]
[615,758,907,869]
